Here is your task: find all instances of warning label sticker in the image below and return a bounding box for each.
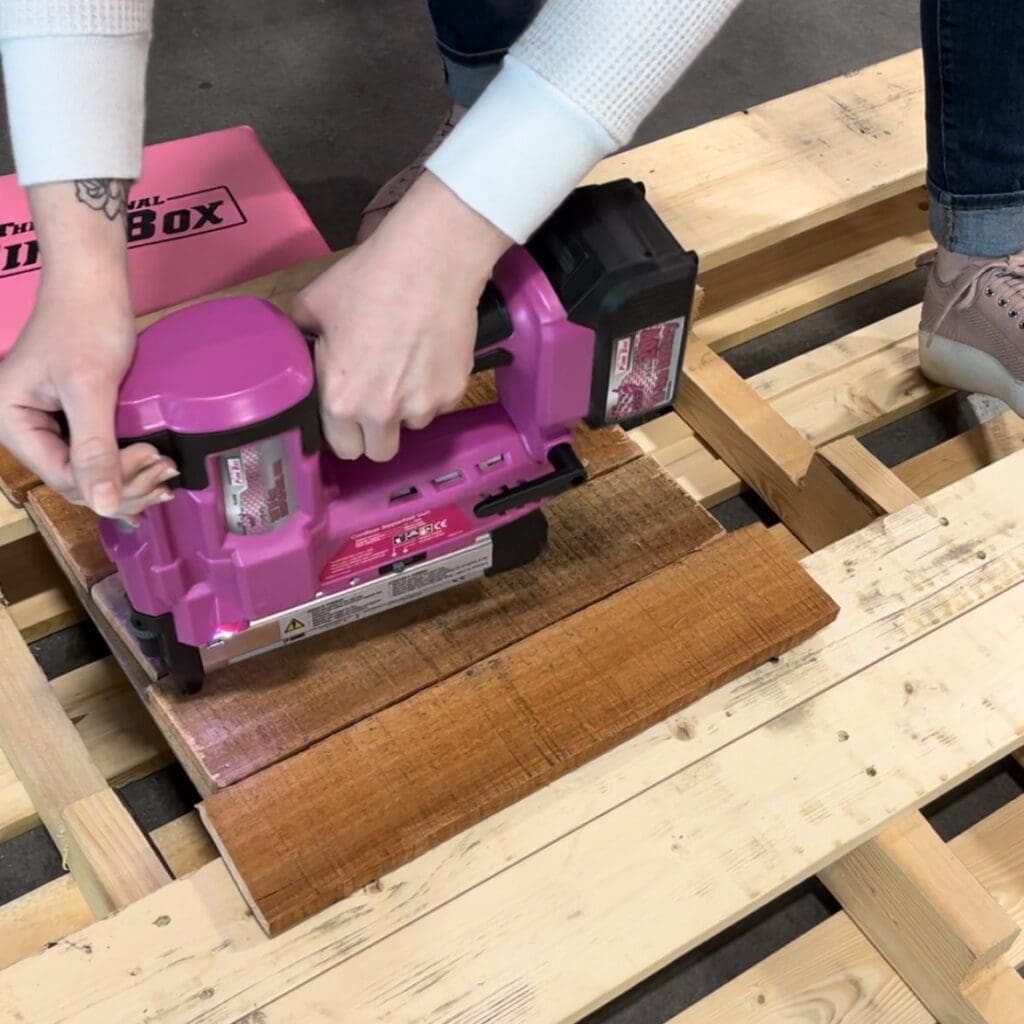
[255,537,493,659]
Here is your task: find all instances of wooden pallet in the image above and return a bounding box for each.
[2,50,1024,1022]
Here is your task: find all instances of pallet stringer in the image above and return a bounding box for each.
[820,813,1024,1024]
[675,325,1024,1024]
[0,603,171,916]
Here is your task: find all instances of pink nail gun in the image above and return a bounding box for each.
[102,180,698,693]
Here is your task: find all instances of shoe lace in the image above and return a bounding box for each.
[919,250,1024,340]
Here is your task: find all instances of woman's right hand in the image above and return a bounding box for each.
[0,181,177,519]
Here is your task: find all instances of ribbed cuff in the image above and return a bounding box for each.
[1,33,149,185]
[426,55,616,243]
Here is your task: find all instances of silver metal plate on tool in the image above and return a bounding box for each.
[205,535,493,668]
[219,437,295,535]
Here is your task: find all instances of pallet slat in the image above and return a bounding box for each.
[631,307,947,508]
[0,811,216,970]
[0,658,171,844]
[674,795,1024,1024]
[697,186,930,352]
[4,455,1024,1021]
[588,52,924,271]
[0,608,170,916]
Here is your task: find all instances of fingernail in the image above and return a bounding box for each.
[159,491,176,503]
[92,482,118,517]
[158,466,181,483]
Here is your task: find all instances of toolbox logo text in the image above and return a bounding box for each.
[0,184,247,280]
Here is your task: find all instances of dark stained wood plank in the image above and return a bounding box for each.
[0,446,39,506]
[201,523,838,934]
[129,455,721,791]
[26,488,114,590]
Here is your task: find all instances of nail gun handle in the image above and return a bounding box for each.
[471,280,515,374]
[475,281,513,351]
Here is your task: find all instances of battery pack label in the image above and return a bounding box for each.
[605,317,685,423]
[319,503,472,585]
[264,537,493,648]
[220,437,295,535]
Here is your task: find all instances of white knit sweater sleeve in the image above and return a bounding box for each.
[427,0,741,242]
[0,1,153,185]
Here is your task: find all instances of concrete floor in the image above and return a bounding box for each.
[3,1,1024,1019]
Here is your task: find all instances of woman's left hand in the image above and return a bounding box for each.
[293,171,512,462]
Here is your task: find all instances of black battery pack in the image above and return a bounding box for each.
[526,178,699,430]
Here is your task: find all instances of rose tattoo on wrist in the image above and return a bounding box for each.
[74,178,131,221]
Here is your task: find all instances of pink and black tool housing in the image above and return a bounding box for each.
[101,179,698,693]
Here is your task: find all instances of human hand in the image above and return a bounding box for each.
[292,171,512,462]
[0,182,177,519]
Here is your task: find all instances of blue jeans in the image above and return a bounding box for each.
[427,0,540,108]
[922,0,1024,256]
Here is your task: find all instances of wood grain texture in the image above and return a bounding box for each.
[677,338,878,549]
[674,795,1024,1024]
[0,533,83,641]
[8,452,1024,1023]
[816,435,920,516]
[587,52,924,271]
[820,811,1022,1024]
[0,658,171,844]
[132,456,722,791]
[25,488,112,590]
[0,444,38,505]
[0,605,170,916]
[697,186,930,353]
[895,410,1024,498]
[0,810,216,970]
[202,524,838,934]
[630,305,946,507]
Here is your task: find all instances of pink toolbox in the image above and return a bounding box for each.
[0,126,329,357]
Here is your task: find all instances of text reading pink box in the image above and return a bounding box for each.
[0,126,328,357]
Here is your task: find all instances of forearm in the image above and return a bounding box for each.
[0,1,153,184]
[28,180,132,304]
[427,0,743,242]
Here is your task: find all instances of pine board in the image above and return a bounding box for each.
[674,794,1024,1024]
[631,306,945,506]
[0,811,216,971]
[0,658,170,844]
[201,524,837,933]
[6,452,1024,1022]
[587,52,924,271]
[697,186,930,352]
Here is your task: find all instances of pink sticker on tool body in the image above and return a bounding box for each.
[606,317,685,423]
[319,504,473,584]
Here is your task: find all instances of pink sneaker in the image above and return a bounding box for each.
[919,246,1024,415]
[355,105,466,242]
